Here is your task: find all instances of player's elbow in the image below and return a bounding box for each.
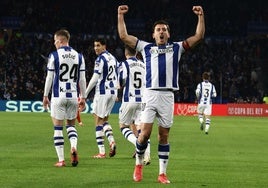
[119,33,128,42]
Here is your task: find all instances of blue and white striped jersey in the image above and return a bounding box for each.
[119,57,145,102]
[47,46,85,99]
[93,50,118,95]
[196,81,217,105]
[135,40,185,90]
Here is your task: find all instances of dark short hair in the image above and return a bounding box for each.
[152,20,170,33]
[94,38,106,45]
[202,72,210,80]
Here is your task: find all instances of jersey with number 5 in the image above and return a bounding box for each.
[47,46,85,98]
[119,57,145,102]
[93,51,118,95]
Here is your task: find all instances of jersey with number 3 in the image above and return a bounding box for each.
[93,51,118,95]
[47,46,85,99]
[196,81,217,105]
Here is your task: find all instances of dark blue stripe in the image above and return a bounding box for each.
[136,97,141,102]
[68,134,77,139]
[144,44,153,88]
[158,155,169,160]
[66,82,71,98]
[158,45,166,87]
[158,144,170,152]
[54,142,64,146]
[100,55,108,95]
[52,51,59,97]
[124,61,130,102]
[54,136,64,140]
[172,43,179,88]
[77,53,83,97]
[136,141,148,150]
[54,126,63,130]
[96,125,103,131]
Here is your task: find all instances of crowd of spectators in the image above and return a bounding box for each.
[0,0,267,103]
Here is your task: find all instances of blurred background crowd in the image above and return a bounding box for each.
[0,0,267,103]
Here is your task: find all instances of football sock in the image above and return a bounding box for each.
[54,125,64,161]
[145,139,151,156]
[66,125,78,149]
[198,115,204,124]
[103,122,115,144]
[121,127,137,145]
[135,141,148,165]
[205,118,211,132]
[158,143,170,175]
[96,125,105,154]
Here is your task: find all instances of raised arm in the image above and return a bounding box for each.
[185,6,205,48]
[117,5,138,49]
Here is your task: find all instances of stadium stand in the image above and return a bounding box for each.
[0,0,267,103]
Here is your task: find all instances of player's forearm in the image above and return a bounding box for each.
[79,76,87,99]
[118,14,137,48]
[43,72,53,96]
[195,13,205,41]
[186,11,205,48]
[118,13,128,41]
[85,73,99,97]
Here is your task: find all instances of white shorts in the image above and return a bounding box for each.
[140,89,174,128]
[119,102,141,126]
[92,94,117,118]
[50,98,78,120]
[197,104,212,116]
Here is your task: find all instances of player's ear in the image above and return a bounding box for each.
[167,33,170,39]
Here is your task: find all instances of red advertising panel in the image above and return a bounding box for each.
[212,104,227,116]
[174,103,268,117]
[227,104,268,117]
[174,103,197,116]
[174,103,227,116]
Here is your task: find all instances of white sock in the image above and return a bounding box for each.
[54,126,64,161]
[96,125,105,154]
[66,125,78,149]
[103,122,115,144]
[144,139,150,157]
[121,127,137,145]
[198,115,204,124]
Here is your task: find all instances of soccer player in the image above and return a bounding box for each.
[118,5,205,184]
[85,38,118,158]
[118,45,150,165]
[195,72,217,134]
[43,29,86,167]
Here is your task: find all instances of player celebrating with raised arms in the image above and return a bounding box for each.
[118,5,205,184]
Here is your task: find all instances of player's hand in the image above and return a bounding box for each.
[118,5,129,15]
[43,96,50,110]
[192,6,203,16]
[78,98,86,111]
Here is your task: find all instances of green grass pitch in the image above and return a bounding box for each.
[0,112,267,188]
